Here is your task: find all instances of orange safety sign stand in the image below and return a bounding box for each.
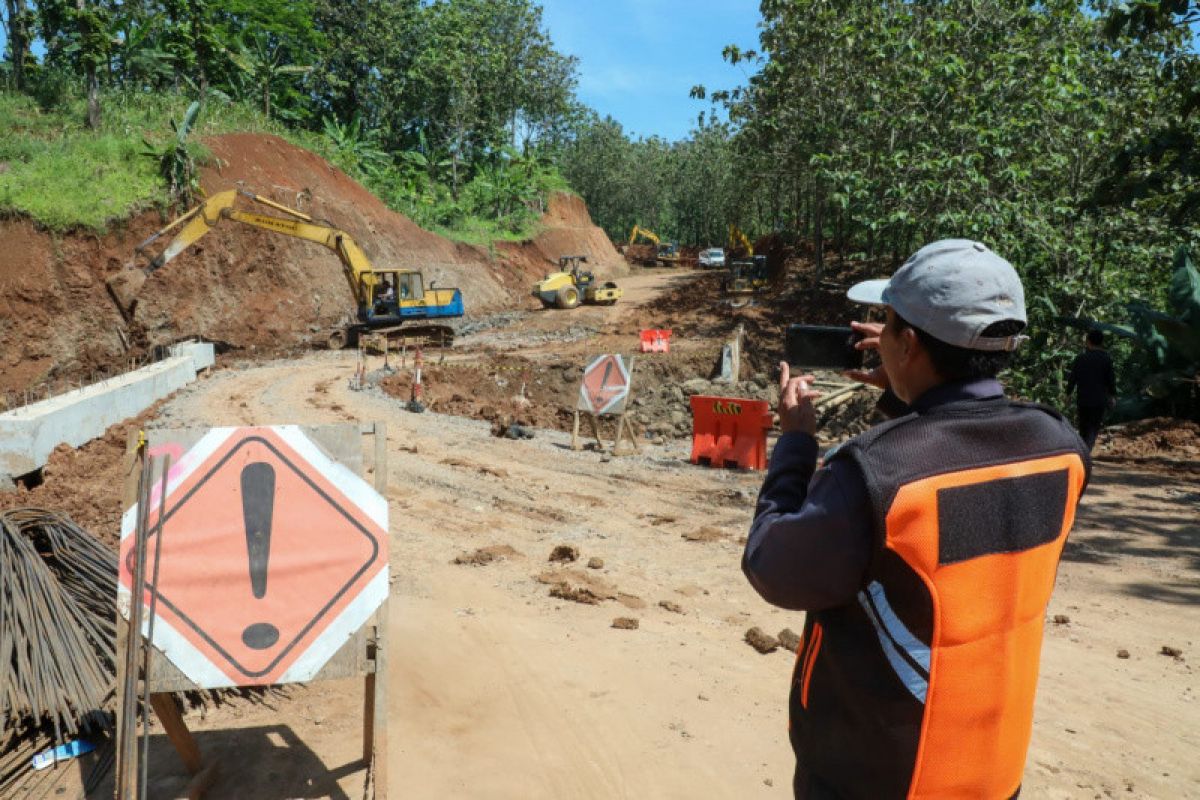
[114,423,391,800]
[689,395,772,470]
[639,329,672,353]
[571,354,640,456]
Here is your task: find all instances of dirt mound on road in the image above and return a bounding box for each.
[1097,417,1200,472]
[0,133,613,396]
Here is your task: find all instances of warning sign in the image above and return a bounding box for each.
[118,426,388,688]
[577,354,631,416]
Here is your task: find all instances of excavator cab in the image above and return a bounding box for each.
[362,268,461,322]
[370,270,423,312]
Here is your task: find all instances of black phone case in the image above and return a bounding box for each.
[785,325,863,370]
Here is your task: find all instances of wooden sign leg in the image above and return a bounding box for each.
[363,602,389,799]
[363,421,389,799]
[149,694,203,774]
[571,410,582,451]
[587,413,603,449]
[612,412,641,456]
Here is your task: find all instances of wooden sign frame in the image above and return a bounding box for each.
[114,422,390,800]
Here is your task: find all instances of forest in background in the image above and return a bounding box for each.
[1,0,578,241]
[558,0,1200,416]
[1,0,1197,415]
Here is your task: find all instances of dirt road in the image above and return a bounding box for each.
[121,269,1199,799]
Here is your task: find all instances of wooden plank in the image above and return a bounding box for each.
[149,693,203,774]
[146,627,368,691]
[372,422,387,494]
[372,601,389,799]
[368,422,389,798]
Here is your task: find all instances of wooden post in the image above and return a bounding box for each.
[571,410,582,451]
[363,422,389,799]
[612,412,641,456]
[149,694,203,774]
[586,412,603,448]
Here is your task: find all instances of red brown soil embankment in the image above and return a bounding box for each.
[0,133,615,396]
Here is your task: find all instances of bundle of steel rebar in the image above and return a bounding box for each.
[0,508,118,796]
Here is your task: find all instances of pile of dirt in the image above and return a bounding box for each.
[503,193,626,280]
[1098,417,1200,470]
[624,243,657,266]
[0,133,616,396]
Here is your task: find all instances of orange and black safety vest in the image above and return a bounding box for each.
[790,398,1089,799]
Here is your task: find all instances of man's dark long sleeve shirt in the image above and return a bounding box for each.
[742,379,1006,611]
[1066,349,1115,408]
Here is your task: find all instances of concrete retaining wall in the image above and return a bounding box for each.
[0,341,214,487]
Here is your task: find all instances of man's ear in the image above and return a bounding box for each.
[899,326,921,363]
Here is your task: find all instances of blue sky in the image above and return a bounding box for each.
[537,0,762,142]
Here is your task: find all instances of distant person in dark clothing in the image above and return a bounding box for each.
[1067,330,1116,450]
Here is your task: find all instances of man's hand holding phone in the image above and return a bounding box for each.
[843,321,888,391]
[778,361,822,435]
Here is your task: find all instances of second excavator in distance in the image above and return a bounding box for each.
[106,188,464,349]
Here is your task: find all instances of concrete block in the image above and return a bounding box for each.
[0,351,208,486]
[170,340,215,372]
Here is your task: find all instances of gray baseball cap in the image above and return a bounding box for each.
[847,239,1028,351]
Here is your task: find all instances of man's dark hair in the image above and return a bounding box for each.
[1086,329,1104,347]
[892,312,1024,381]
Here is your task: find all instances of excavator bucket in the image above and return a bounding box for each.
[106,266,148,315]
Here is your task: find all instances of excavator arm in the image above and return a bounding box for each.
[108,189,378,313]
[628,225,660,246]
[728,224,754,257]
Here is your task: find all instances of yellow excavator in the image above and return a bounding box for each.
[628,225,680,266]
[628,225,659,247]
[723,225,767,296]
[531,255,622,309]
[106,189,464,349]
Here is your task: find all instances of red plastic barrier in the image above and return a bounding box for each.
[689,395,773,470]
[639,329,672,353]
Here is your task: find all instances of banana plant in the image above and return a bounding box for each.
[142,100,202,208]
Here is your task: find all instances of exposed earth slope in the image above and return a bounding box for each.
[0,133,622,397]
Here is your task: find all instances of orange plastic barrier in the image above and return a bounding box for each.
[639,329,672,353]
[689,395,773,470]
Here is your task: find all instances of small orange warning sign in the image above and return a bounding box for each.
[119,426,388,687]
[578,354,631,415]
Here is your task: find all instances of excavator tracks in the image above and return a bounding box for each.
[328,324,456,351]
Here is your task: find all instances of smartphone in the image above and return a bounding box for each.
[785,325,864,370]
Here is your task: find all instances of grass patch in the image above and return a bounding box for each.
[0,89,576,245]
[0,91,312,232]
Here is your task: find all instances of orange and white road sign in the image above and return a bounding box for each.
[578,354,631,416]
[118,426,388,688]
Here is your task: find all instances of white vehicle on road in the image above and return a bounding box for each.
[698,248,726,269]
